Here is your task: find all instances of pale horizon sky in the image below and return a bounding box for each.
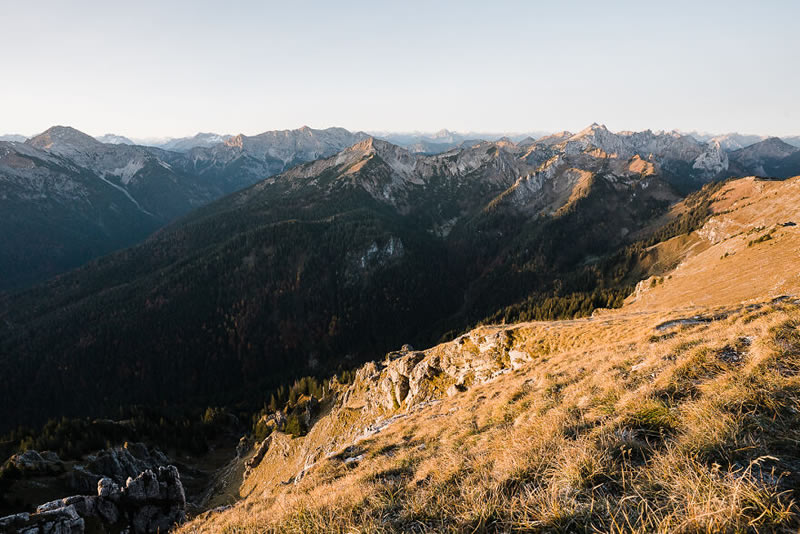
[2,0,798,138]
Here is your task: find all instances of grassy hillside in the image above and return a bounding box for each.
[180,300,800,533]
[177,176,800,533]
[628,177,800,310]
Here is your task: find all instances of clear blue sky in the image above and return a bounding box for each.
[2,0,798,138]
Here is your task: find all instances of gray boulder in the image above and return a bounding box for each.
[0,505,84,533]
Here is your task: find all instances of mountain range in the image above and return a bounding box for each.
[3,118,800,532]
[3,121,800,292]
[0,125,367,289]
[685,130,800,150]
[4,122,800,430]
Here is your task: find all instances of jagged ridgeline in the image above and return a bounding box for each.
[0,126,369,290]
[0,126,791,433]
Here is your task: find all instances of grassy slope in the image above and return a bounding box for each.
[628,176,800,310]
[178,176,800,533]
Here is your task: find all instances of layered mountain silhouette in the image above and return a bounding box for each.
[0,126,367,289]
[5,122,799,430]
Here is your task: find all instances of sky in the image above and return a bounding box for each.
[1,0,798,138]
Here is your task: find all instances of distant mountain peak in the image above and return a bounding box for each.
[576,122,608,135]
[97,133,135,145]
[763,136,796,149]
[27,126,101,154]
[346,136,405,158]
[0,133,27,143]
[28,125,99,145]
[566,123,617,152]
[737,136,798,157]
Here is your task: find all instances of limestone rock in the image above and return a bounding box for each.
[124,469,161,502]
[97,477,121,500]
[236,436,249,458]
[7,450,64,475]
[1,465,185,534]
[67,442,170,494]
[0,505,84,534]
[244,435,273,478]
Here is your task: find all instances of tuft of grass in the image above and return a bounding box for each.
[748,230,774,247]
[624,398,677,435]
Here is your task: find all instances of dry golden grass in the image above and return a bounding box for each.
[180,299,800,533]
[629,176,800,310]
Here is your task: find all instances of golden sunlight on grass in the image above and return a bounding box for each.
[180,299,800,533]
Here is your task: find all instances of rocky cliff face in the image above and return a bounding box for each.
[225,126,367,164]
[692,139,729,174]
[540,123,730,182]
[181,126,369,182]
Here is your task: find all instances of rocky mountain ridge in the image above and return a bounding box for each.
[3,123,800,430]
[727,137,800,177]
[0,126,371,290]
[96,134,136,145]
[0,123,739,429]
[159,132,232,152]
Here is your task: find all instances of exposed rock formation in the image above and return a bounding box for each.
[66,442,171,494]
[0,507,84,534]
[244,436,273,478]
[0,466,186,533]
[222,324,546,510]
[341,327,529,416]
[7,450,64,475]
[693,139,729,175]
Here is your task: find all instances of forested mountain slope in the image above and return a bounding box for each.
[0,126,367,290]
[0,128,749,430]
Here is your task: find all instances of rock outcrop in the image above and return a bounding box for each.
[341,327,530,416]
[66,442,171,494]
[0,465,186,533]
[244,436,273,478]
[0,507,84,534]
[6,450,65,475]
